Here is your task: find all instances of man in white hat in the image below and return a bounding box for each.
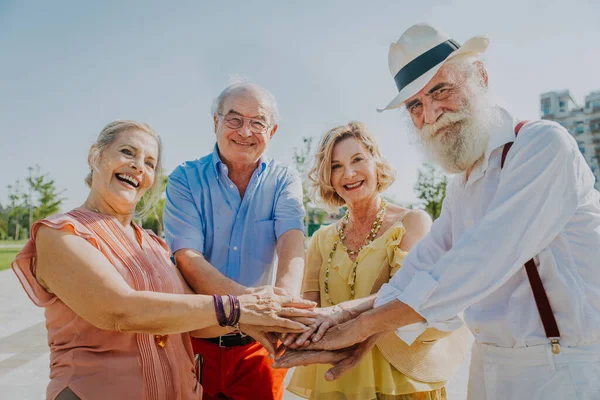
[274,23,600,399]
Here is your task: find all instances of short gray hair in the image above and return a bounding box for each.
[86,120,163,219]
[210,81,279,124]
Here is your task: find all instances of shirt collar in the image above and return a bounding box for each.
[211,144,268,177]
[463,107,518,186]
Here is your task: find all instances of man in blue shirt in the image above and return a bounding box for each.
[164,82,306,400]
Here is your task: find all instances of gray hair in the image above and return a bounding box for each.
[443,54,486,88]
[86,120,164,219]
[210,81,279,124]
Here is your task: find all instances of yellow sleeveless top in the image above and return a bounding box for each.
[287,222,446,400]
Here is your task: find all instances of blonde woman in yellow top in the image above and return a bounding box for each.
[284,121,454,400]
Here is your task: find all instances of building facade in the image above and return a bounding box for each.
[541,90,600,190]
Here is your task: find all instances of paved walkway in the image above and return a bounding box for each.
[0,268,471,399]
[0,269,49,397]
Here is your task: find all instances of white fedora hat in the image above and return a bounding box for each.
[378,23,489,112]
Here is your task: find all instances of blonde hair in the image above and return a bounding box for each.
[308,121,396,209]
[85,120,163,219]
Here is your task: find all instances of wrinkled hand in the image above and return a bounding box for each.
[273,333,383,380]
[238,287,317,332]
[300,318,367,351]
[280,305,345,349]
[238,324,280,357]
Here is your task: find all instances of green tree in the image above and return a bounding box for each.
[26,165,66,223]
[414,163,447,220]
[7,180,27,240]
[0,203,9,240]
[293,137,314,230]
[5,166,66,239]
[137,174,169,236]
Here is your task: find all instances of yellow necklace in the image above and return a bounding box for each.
[324,199,387,305]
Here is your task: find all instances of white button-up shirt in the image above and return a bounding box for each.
[376,107,600,348]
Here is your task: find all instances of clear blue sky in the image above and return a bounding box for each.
[1,0,599,211]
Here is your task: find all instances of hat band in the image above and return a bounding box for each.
[393,39,460,93]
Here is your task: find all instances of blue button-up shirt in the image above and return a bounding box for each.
[163,147,305,287]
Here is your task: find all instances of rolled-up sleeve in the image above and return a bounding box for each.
[379,123,580,344]
[375,186,462,344]
[163,166,205,254]
[274,169,306,239]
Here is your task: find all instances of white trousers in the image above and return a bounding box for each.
[467,342,600,400]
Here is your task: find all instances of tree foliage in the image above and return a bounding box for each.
[414,163,447,220]
[26,166,65,221]
[3,166,66,239]
[137,174,169,236]
[293,137,314,229]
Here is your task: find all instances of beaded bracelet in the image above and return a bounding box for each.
[213,294,228,327]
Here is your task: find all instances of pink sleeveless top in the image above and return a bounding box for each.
[12,208,202,400]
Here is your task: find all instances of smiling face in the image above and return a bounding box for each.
[330,137,379,206]
[213,87,277,168]
[89,129,159,215]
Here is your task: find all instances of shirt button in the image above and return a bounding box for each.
[233,246,238,251]
[474,328,481,334]
[229,184,234,189]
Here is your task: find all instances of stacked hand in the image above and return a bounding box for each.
[279,305,346,349]
[273,331,384,381]
[235,286,375,380]
[267,308,376,381]
[236,287,317,356]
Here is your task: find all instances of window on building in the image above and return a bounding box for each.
[541,98,552,116]
[575,121,585,134]
[559,100,566,112]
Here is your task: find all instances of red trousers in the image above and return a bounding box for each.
[192,338,288,400]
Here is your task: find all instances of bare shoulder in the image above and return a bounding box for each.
[35,224,70,252]
[35,223,89,249]
[35,225,80,289]
[401,209,432,231]
[384,203,408,222]
[397,209,432,250]
[385,204,431,228]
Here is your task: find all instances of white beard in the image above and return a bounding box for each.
[412,84,500,174]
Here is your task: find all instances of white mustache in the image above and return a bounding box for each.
[420,109,471,138]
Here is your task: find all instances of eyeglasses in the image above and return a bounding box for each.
[217,113,271,134]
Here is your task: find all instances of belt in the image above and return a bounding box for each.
[202,334,255,348]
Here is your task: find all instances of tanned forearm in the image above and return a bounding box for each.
[335,294,377,322]
[105,290,225,335]
[174,248,248,295]
[356,299,425,338]
[275,230,306,296]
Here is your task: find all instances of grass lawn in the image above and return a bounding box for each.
[0,248,19,271]
[0,239,27,246]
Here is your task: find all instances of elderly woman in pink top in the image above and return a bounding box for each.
[12,121,315,400]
